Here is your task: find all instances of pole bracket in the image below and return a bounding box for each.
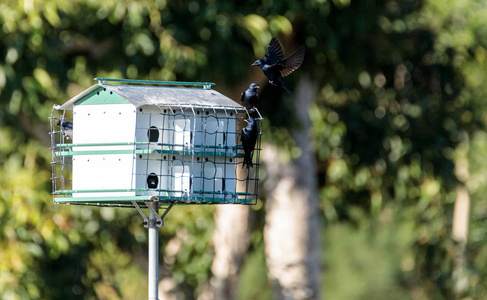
[131,201,175,228]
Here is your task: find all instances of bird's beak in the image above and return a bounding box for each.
[251,61,259,66]
[244,119,251,124]
[256,84,260,89]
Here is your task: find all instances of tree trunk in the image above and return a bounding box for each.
[452,144,470,296]
[199,205,251,300]
[452,185,470,296]
[263,77,321,299]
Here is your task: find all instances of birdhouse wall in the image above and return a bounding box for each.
[133,106,238,201]
[72,154,135,197]
[73,104,136,144]
[195,157,236,197]
[135,106,237,149]
[134,154,236,200]
[72,104,137,197]
[134,153,170,193]
[203,114,236,149]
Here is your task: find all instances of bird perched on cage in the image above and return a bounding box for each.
[57,119,73,140]
[251,37,305,94]
[241,118,258,168]
[241,83,260,110]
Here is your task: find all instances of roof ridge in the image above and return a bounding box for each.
[95,78,215,89]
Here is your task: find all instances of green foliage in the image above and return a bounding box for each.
[3,0,487,298]
[324,214,415,300]
[238,244,272,300]
[163,206,215,295]
[312,0,487,298]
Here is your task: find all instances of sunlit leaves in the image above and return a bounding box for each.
[327,158,348,183]
[3,0,487,298]
[269,15,292,35]
[240,14,272,57]
[0,137,57,297]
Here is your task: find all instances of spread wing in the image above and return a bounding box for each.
[264,37,284,65]
[276,45,305,77]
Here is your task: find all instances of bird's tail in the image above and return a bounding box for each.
[242,153,253,169]
[278,78,292,94]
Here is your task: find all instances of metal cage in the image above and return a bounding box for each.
[49,79,262,207]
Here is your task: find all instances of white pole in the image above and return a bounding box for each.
[148,202,159,300]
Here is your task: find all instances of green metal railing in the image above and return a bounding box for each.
[54,141,246,157]
[53,191,254,205]
[95,78,216,89]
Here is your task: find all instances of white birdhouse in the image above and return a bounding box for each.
[50,78,262,207]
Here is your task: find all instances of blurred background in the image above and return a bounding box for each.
[1,0,487,299]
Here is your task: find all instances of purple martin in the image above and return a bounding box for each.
[57,119,73,140]
[240,83,260,110]
[241,118,258,169]
[251,37,305,94]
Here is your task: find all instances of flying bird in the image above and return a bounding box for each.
[241,118,259,169]
[251,37,305,93]
[57,119,73,140]
[240,83,260,110]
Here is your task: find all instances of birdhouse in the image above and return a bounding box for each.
[50,78,262,207]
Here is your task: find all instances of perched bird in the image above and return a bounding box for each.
[241,118,259,168]
[57,119,73,140]
[240,83,260,110]
[251,37,305,93]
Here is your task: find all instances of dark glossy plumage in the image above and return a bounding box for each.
[251,37,305,93]
[240,83,260,110]
[241,118,258,168]
[57,119,73,140]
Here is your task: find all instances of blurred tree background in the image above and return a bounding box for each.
[2,0,487,299]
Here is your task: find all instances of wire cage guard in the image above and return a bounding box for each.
[49,79,263,207]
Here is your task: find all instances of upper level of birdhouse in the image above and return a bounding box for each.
[56,78,243,144]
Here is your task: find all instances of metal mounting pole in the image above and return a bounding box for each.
[132,201,174,300]
[148,202,159,300]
